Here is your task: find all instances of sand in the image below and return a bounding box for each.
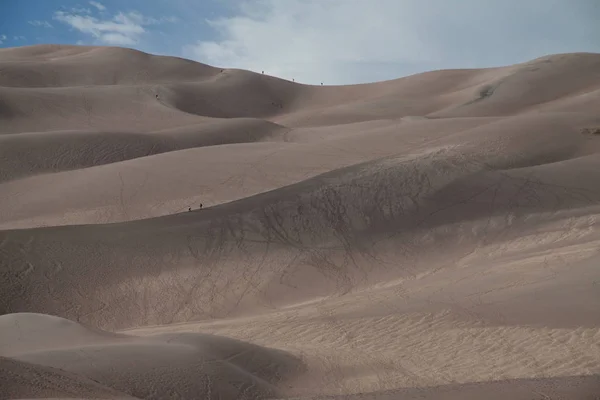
[1,44,600,399]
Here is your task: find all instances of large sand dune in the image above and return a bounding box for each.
[1,44,600,399]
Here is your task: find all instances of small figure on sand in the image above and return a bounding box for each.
[187,204,202,212]
[156,94,159,100]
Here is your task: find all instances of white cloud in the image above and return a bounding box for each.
[71,6,92,14]
[53,9,176,46]
[0,34,7,44]
[183,0,600,85]
[100,32,136,45]
[14,36,26,40]
[28,20,53,28]
[54,10,145,45]
[89,1,106,11]
[122,11,179,25]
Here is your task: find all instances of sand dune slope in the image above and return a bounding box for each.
[278,375,600,400]
[1,116,495,227]
[3,111,600,228]
[2,45,600,399]
[0,45,219,87]
[432,52,600,117]
[0,118,287,182]
[3,135,600,327]
[4,45,598,134]
[1,356,139,400]
[1,313,304,400]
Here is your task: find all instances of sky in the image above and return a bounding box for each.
[1,0,599,85]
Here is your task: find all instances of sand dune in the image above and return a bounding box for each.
[278,375,600,400]
[2,45,600,399]
[431,53,600,117]
[0,118,287,182]
[2,111,599,228]
[0,45,219,87]
[2,313,303,399]
[1,356,139,399]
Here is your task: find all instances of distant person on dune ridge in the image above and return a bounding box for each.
[187,204,202,212]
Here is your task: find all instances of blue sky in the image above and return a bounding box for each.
[1,0,599,84]
[0,0,230,57]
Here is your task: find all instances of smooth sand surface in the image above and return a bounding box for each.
[1,45,600,399]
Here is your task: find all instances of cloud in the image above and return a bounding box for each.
[70,6,93,14]
[119,11,178,26]
[183,0,600,85]
[54,11,144,45]
[28,20,53,28]
[0,34,7,44]
[53,8,177,46]
[99,32,137,45]
[89,1,106,11]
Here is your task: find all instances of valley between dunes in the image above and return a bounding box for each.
[1,45,600,399]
